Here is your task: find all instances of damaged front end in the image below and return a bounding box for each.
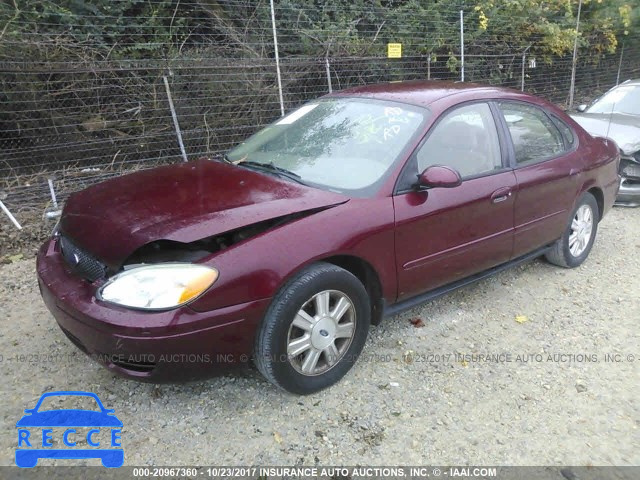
[57,209,326,285]
[122,210,318,267]
[617,152,640,207]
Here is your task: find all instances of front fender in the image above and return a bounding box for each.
[188,198,396,312]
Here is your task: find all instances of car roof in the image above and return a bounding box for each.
[33,391,104,408]
[620,79,640,86]
[37,391,99,399]
[327,80,526,108]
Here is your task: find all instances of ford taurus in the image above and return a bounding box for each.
[36,81,620,394]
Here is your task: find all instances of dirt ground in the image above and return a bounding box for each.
[0,207,638,466]
[0,208,52,260]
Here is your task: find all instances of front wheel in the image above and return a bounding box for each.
[545,192,599,268]
[254,263,370,395]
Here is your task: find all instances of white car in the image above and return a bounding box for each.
[571,79,640,206]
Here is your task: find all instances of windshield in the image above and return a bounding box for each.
[36,395,101,412]
[587,84,640,115]
[226,98,428,195]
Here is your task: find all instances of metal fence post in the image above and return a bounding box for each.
[45,178,61,218]
[616,41,625,85]
[163,75,189,163]
[521,45,531,91]
[270,0,285,116]
[0,200,22,230]
[427,54,431,80]
[460,10,465,82]
[325,56,333,93]
[47,178,59,210]
[568,0,583,108]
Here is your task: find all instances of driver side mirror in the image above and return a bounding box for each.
[416,165,462,190]
[577,104,587,112]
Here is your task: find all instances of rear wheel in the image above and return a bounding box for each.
[545,192,599,268]
[254,263,370,395]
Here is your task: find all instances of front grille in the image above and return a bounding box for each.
[59,235,107,282]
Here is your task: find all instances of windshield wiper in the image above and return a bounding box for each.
[210,153,232,164]
[237,161,305,184]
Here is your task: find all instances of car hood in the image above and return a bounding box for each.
[16,410,123,427]
[60,159,348,267]
[571,112,640,155]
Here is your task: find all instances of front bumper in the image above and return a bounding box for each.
[616,159,640,207]
[616,177,640,207]
[36,238,270,382]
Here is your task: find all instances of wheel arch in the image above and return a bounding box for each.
[586,186,604,221]
[320,254,385,326]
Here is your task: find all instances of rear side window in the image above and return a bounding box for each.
[551,115,575,148]
[498,102,564,164]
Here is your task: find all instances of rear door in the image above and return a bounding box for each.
[393,102,516,300]
[495,102,580,258]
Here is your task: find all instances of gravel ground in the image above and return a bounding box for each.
[0,207,638,467]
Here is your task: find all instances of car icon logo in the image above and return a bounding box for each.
[15,391,123,468]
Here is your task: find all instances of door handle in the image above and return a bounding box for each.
[492,194,510,203]
[491,188,512,204]
[491,187,512,203]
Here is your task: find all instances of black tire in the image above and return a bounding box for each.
[545,192,599,268]
[254,262,370,395]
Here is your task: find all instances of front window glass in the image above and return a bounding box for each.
[498,102,564,164]
[416,102,502,177]
[586,85,640,115]
[227,98,427,194]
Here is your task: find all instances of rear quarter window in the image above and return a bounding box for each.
[550,115,576,148]
[498,102,565,165]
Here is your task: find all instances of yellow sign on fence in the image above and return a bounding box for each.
[387,43,402,58]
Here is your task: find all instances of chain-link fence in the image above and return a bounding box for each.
[1,1,638,218]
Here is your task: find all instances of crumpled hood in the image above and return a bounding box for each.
[571,112,640,155]
[60,159,348,267]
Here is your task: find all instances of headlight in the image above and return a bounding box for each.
[98,264,218,310]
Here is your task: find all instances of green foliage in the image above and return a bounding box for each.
[471,0,637,58]
[1,0,636,63]
[0,0,266,60]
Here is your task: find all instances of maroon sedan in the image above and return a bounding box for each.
[37,81,620,394]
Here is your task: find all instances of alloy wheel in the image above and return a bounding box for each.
[568,204,593,257]
[286,290,356,376]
